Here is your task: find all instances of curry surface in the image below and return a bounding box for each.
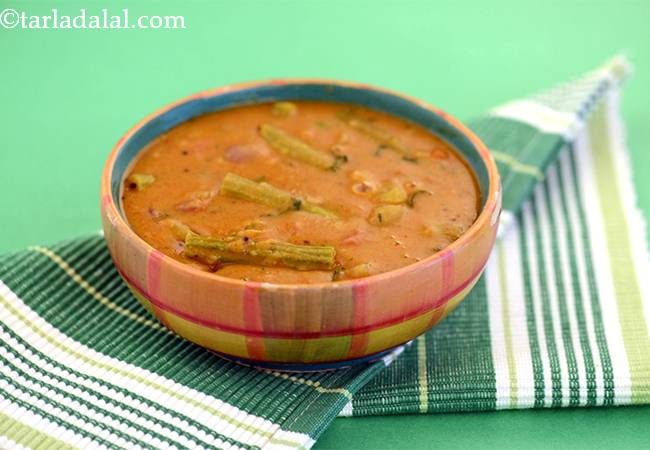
[122,101,479,284]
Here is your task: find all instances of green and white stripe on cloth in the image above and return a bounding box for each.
[471,56,631,231]
[0,56,648,449]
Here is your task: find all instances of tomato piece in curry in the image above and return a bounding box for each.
[122,101,480,284]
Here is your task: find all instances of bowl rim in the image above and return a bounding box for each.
[101,78,501,290]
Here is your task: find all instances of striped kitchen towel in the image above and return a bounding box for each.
[0,56,647,449]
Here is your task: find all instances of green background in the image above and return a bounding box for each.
[1,0,649,448]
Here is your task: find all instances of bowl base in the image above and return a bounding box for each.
[210,348,395,373]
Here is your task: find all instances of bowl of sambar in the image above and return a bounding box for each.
[100,79,501,369]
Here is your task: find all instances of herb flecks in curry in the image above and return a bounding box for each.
[123,101,479,284]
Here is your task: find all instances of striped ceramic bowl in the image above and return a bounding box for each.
[100,80,501,370]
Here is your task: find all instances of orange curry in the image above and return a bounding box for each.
[122,101,479,284]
